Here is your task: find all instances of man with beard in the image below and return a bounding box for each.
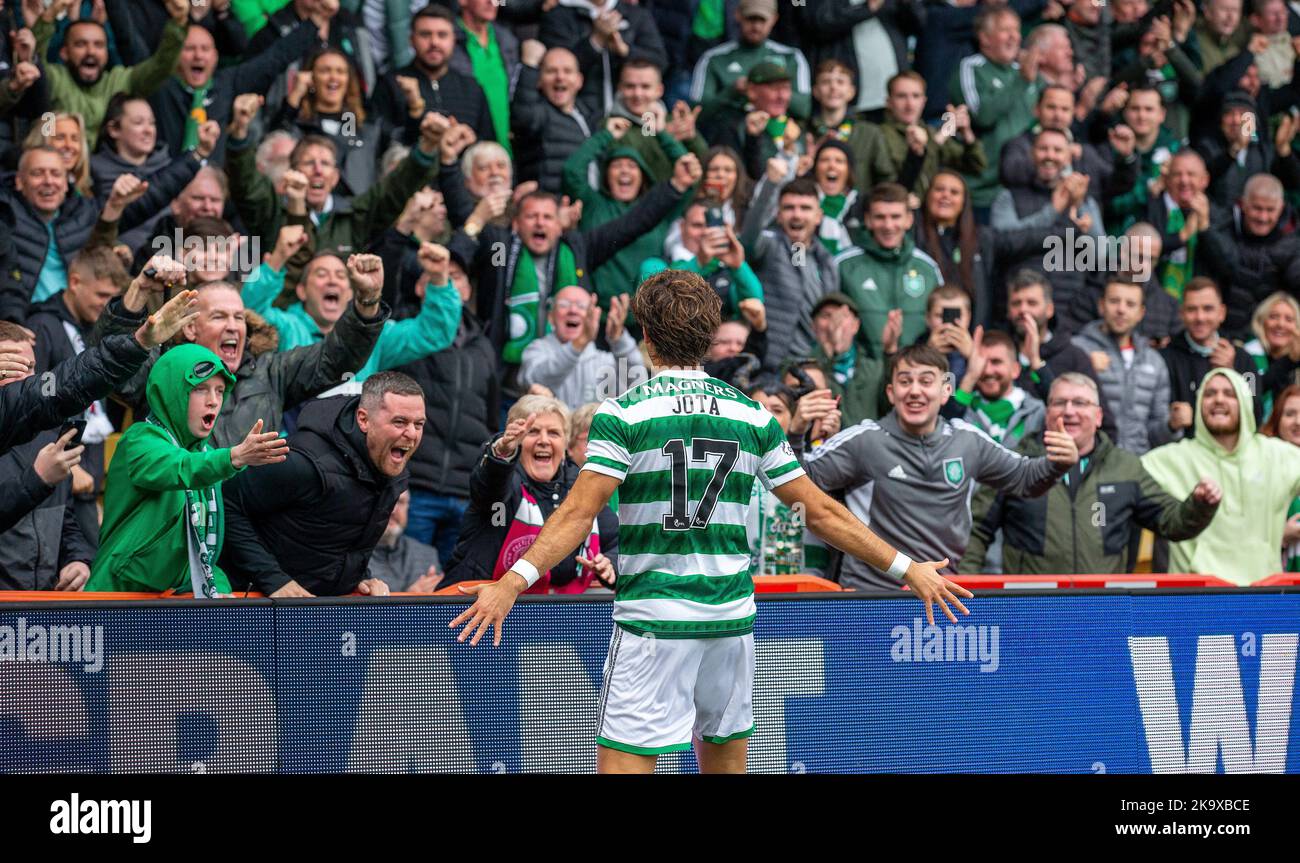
[1161,277,1259,439]
[1144,368,1300,583]
[950,328,1045,450]
[221,372,428,597]
[374,4,494,147]
[31,0,188,149]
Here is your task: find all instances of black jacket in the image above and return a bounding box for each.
[443,439,618,588]
[510,63,598,193]
[0,428,92,590]
[1199,204,1300,338]
[0,189,102,322]
[396,308,500,499]
[221,395,407,596]
[149,20,318,157]
[538,2,667,117]
[1014,327,1119,440]
[0,332,149,456]
[374,63,495,149]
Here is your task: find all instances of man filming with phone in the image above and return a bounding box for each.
[641,198,767,332]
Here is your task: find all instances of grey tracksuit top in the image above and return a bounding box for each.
[800,411,1069,590]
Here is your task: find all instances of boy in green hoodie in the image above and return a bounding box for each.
[87,344,289,595]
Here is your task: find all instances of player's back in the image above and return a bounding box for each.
[582,369,804,639]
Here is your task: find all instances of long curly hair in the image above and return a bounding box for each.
[296,48,366,126]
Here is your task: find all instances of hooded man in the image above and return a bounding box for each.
[562,116,692,308]
[1142,367,1300,583]
[87,344,289,594]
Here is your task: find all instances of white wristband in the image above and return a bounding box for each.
[508,559,540,589]
[886,551,912,581]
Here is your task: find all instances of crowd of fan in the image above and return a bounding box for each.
[1,0,1299,596]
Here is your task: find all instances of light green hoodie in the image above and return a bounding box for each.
[1142,368,1300,584]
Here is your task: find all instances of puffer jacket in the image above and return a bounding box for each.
[1071,319,1171,456]
[1198,204,1300,339]
[89,146,203,250]
[960,431,1216,574]
[511,63,597,193]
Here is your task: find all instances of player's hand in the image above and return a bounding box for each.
[902,558,972,626]
[576,553,616,587]
[450,575,526,646]
[1191,476,1222,506]
[1043,416,1080,466]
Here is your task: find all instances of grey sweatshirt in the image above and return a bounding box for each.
[519,330,647,408]
[800,411,1068,589]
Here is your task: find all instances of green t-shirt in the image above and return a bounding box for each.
[461,21,511,155]
[692,0,726,40]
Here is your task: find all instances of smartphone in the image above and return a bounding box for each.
[941,307,961,325]
[59,419,87,447]
[705,206,725,228]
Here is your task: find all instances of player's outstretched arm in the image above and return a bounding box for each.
[450,471,622,647]
[772,475,973,625]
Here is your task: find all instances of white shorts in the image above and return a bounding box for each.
[596,626,755,755]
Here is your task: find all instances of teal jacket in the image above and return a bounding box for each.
[88,345,241,593]
[240,264,461,381]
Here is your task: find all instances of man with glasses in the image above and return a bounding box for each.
[959,373,1221,574]
[519,286,645,410]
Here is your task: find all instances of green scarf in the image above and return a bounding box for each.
[831,344,856,384]
[183,81,213,152]
[970,395,1018,443]
[461,21,511,156]
[145,416,221,598]
[504,242,578,363]
[1162,207,1196,301]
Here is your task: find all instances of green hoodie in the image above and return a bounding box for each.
[88,345,241,594]
[833,232,944,358]
[1142,368,1300,584]
[563,129,690,306]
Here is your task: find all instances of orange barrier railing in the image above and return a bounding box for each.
[1255,573,1300,586]
[2,572,1284,601]
[945,573,1235,590]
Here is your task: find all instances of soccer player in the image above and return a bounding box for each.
[452,271,970,774]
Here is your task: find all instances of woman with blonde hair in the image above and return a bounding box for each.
[24,112,92,197]
[1244,292,1300,418]
[443,395,619,592]
[1259,384,1300,571]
